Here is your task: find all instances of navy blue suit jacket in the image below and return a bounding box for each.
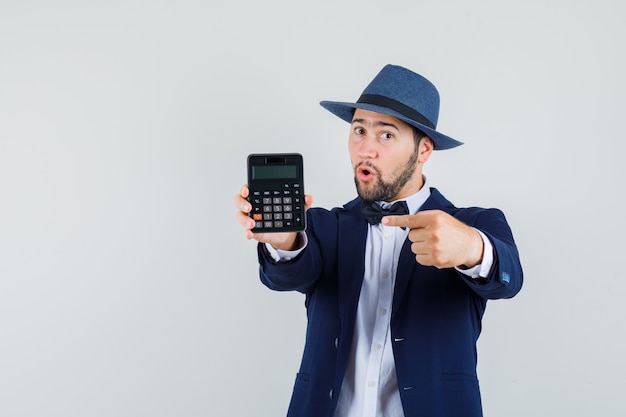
[258,188,523,417]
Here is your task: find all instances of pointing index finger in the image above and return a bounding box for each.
[382,214,419,229]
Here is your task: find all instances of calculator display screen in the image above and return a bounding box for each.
[252,165,297,180]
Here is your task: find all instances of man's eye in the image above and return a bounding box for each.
[355,127,364,134]
[381,133,393,140]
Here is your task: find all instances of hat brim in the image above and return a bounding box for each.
[320,100,463,150]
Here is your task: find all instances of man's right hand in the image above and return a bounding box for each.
[234,184,314,251]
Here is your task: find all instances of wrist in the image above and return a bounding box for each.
[463,229,484,268]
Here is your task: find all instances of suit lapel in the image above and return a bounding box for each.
[392,188,453,314]
[337,201,368,331]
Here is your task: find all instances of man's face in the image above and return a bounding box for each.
[348,109,431,202]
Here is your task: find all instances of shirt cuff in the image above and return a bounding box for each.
[264,232,308,262]
[455,229,494,279]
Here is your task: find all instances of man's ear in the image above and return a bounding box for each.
[418,137,434,163]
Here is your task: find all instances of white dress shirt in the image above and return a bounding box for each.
[265,179,494,417]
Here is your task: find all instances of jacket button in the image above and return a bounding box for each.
[334,337,339,348]
[329,388,334,399]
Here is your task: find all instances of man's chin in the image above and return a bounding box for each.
[356,186,380,202]
[355,178,384,201]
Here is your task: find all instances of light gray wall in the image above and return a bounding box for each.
[1,1,624,416]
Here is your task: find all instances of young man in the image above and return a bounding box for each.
[234,64,523,417]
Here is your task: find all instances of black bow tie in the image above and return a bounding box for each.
[361,200,409,225]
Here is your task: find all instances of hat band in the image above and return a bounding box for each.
[357,94,435,129]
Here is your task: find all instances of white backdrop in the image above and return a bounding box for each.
[1,1,624,416]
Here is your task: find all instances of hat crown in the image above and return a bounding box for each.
[361,64,440,128]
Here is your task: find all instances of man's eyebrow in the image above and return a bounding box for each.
[351,118,400,130]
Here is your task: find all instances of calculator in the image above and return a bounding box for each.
[247,153,306,233]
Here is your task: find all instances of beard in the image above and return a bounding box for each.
[354,146,420,203]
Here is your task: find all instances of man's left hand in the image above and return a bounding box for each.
[382,210,484,269]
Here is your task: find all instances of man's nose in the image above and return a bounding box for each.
[357,136,378,158]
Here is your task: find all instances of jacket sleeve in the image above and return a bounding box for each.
[257,207,337,294]
[457,207,523,300]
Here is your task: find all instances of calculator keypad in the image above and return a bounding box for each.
[250,182,304,231]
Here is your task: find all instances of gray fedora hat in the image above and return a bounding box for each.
[320,64,463,150]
